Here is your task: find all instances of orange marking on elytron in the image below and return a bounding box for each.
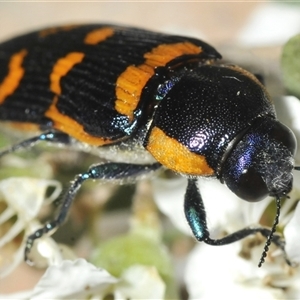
[0,49,27,104]
[146,126,214,176]
[50,52,85,95]
[84,27,114,45]
[115,42,202,119]
[45,96,112,146]
[39,25,80,37]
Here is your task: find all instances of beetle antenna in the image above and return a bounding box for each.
[294,166,300,171]
[258,196,281,267]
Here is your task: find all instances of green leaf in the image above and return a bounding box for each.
[281,33,300,98]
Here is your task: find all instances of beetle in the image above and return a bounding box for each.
[0,24,297,267]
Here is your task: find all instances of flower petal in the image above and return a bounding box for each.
[30,259,118,299]
[185,243,286,299]
[276,96,300,162]
[116,265,165,299]
[151,177,191,235]
[284,201,300,264]
[0,177,61,221]
[0,178,63,277]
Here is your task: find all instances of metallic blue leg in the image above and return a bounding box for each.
[184,179,289,267]
[0,131,70,158]
[24,162,161,263]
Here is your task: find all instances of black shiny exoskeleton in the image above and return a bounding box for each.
[0,24,297,267]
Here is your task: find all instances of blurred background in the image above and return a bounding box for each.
[1,0,300,296]
[0,1,299,47]
[1,1,300,97]
[0,2,263,44]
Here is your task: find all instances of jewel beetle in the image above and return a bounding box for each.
[0,24,297,267]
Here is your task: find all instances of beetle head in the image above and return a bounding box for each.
[220,118,297,202]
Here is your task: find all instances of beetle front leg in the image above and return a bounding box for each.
[184,179,289,266]
[25,162,161,263]
[184,179,210,242]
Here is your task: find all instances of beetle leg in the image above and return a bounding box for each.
[184,178,210,242]
[24,162,161,264]
[0,130,70,158]
[184,179,289,266]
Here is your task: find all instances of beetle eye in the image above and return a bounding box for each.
[221,118,296,203]
[231,167,269,202]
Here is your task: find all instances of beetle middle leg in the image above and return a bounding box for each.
[24,161,161,263]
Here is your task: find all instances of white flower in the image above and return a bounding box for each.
[284,200,300,264]
[116,264,166,299]
[0,259,165,300]
[0,177,168,299]
[0,177,67,277]
[184,204,300,299]
[152,168,300,298]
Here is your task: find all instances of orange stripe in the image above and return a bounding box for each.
[45,96,112,146]
[84,27,114,45]
[0,49,27,104]
[50,52,85,95]
[146,126,214,176]
[115,42,202,120]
